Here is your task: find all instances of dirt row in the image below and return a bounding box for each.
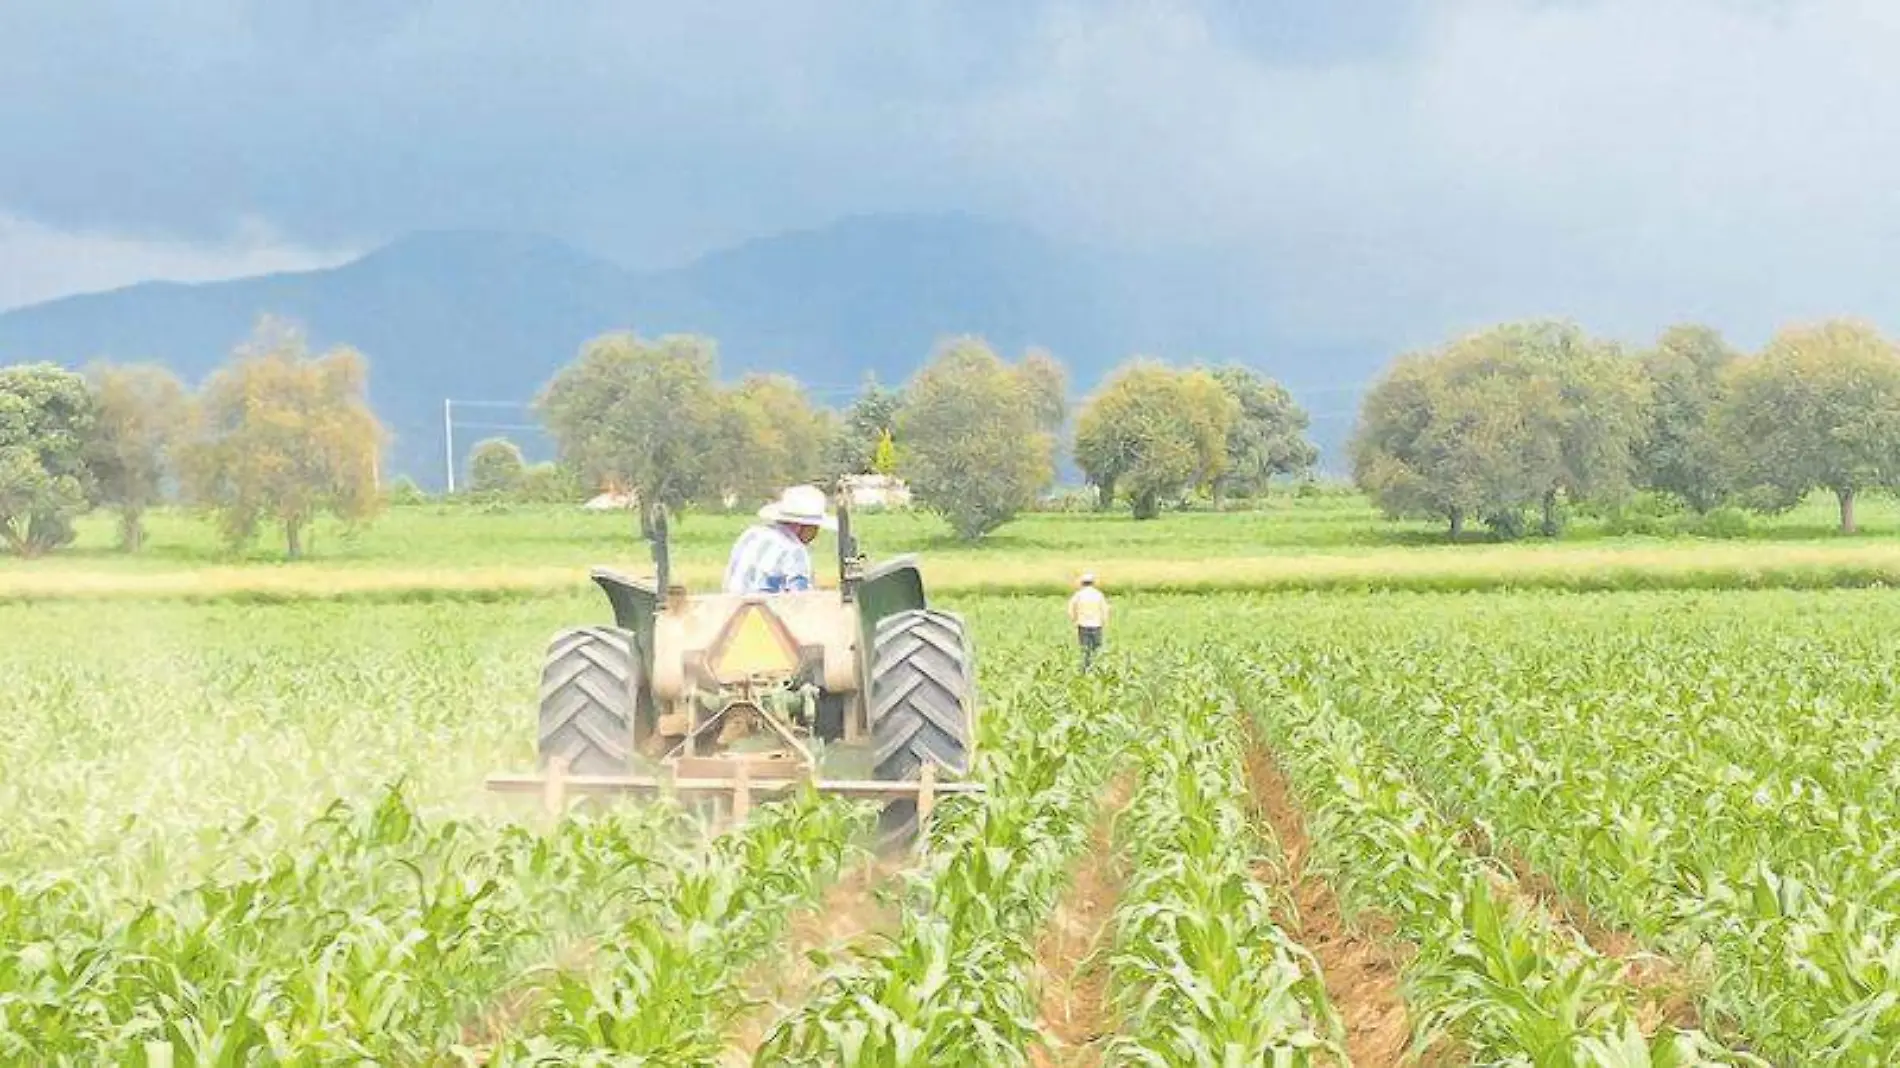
[468,754,1705,1067]
[1028,755,1423,1067]
[723,855,907,1063]
[1029,773,1136,1066]
[1241,740,1422,1067]
[1463,828,1705,1035]
[1240,727,1714,1065]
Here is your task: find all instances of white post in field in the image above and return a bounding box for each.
[443,398,456,494]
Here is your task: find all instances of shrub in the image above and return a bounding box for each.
[1603,492,1682,537]
[517,462,581,505]
[1686,506,1751,540]
[384,477,428,506]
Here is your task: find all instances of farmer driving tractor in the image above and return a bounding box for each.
[724,484,837,594]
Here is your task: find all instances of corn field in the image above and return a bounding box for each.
[4,589,1900,1063]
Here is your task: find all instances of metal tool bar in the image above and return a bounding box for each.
[486,773,985,798]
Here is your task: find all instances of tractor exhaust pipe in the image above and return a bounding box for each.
[836,489,863,602]
[649,502,672,597]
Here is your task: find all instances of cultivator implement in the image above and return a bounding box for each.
[486,754,983,825]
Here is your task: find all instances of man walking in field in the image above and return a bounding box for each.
[1068,572,1109,671]
[724,484,836,594]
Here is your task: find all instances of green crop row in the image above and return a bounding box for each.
[13,586,1900,1064]
[1,785,690,1063]
[1232,660,1757,1066]
[755,661,1131,1067]
[1099,588,1900,1064]
[2,780,869,1065]
[490,789,872,1064]
[1279,642,1900,1062]
[1099,662,1338,1065]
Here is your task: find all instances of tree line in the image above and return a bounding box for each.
[1350,318,1900,537]
[528,331,1316,540]
[0,319,1320,556]
[13,310,1892,559]
[1,320,382,558]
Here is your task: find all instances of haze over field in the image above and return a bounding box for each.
[18,9,1900,1061]
[4,1,1899,482]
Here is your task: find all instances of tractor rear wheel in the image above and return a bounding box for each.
[537,625,642,776]
[869,608,975,848]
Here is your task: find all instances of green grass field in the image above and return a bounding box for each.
[23,486,1900,567]
[7,495,1900,1062]
[5,489,1900,603]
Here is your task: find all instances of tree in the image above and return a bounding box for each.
[1636,324,1739,512]
[518,461,582,504]
[467,437,527,499]
[84,362,190,552]
[1517,322,1648,535]
[178,322,387,558]
[1018,347,1068,435]
[1350,330,1562,539]
[385,475,428,506]
[1073,361,1238,519]
[708,373,831,507]
[1350,320,1645,540]
[1208,365,1317,502]
[826,375,903,478]
[895,338,1054,539]
[536,331,725,533]
[1711,319,1900,534]
[0,363,96,557]
[871,429,898,476]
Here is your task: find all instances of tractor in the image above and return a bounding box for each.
[486,491,980,846]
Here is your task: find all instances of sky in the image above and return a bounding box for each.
[3,0,1898,356]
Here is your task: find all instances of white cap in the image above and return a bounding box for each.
[1079,572,1095,585]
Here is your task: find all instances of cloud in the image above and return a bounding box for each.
[0,214,357,311]
[943,0,1900,352]
[3,0,1900,356]
[0,1,1046,266]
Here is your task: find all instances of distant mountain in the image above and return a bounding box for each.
[632,212,1129,382]
[0,212,1376,487]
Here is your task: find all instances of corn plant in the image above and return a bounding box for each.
[1230,660,1761,1067]
[490,787,873,1064]
[1275,627,1900,1062]
[757,660,1132,1067]
[1099,668,1340,1066]
[0,784,692,1064]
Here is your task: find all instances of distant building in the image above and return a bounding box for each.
[582,490,638,511]
[840,473,911,510]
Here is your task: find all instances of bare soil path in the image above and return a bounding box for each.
[1241,736,1427,1067]
[721,854,908,1064]
[1029,773,1136,1068]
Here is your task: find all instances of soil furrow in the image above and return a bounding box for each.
[721,855,905,1064]
[1241,737,1424,1068]
[1029,772,1135,1068]
[1460,827,1707,1034]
